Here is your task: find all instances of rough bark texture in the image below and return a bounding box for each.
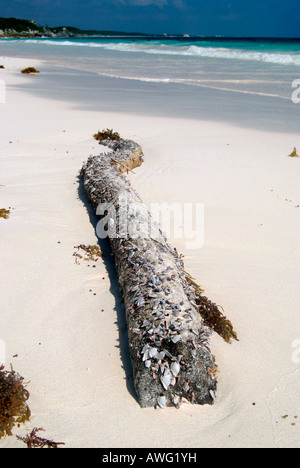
[81,138,217,409]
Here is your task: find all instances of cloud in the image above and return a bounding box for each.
[113,0,187,8]
[172,0,187,9]
[119,0,168,6]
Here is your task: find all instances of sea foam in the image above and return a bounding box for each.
[20,39,300,66]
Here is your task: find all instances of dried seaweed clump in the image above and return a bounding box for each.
[93,128,121,142]
[185,273,238,344]
[288,147,299,158]
[73,244,103,264]
[21,67,40,74]
[0,208,10,219]
[0,365,31,439]
[17,427,65,449]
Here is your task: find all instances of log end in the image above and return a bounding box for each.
[133,342,217,409]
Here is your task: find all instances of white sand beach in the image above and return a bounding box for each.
[0,55,300,448]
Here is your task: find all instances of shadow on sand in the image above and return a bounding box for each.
[77,174,138,404]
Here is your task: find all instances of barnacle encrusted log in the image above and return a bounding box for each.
[81,138,217,408]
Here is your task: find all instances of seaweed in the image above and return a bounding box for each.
[0,365,31,439]
[185,273,238,344]
[16,427,65,449]
[21,67,40,74]
[73,244,103,264]
[288,147,299,158]
[93,128,121,142]
[0,208,10,219]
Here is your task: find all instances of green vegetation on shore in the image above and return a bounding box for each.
[0,16,146,38]
[0,17,44,35]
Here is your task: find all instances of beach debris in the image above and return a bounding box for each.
[288,147,299,158]
[0,208,10,219]
[111,157,136,174]
[184,273,238,344]
[157,395,167,409]
[21,67,40,74]
[160,373,171,391]
[93,128,121,142]
[16,427,65,449]
[0,365,31,439]
[73,244,103,264]
[171,334,181,344]
[171,362,180,377]
[80,133,237,408]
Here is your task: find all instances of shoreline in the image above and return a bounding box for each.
[1,52,299,134]
[0,54,300,448]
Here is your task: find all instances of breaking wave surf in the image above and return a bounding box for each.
[17,39,300,66]
[96,71,290,99]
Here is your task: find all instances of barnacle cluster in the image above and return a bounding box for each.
[121,242,217,408]
[0,208,10,219]
[81,134,237,409]
[0,365,31,439]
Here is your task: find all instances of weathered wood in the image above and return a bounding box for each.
[81,138,218,409]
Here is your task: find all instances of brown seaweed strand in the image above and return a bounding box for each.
[185,273,238,344]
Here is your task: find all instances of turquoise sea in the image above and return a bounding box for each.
[1,36,300,131]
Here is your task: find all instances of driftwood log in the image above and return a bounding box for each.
[81,137,236,409]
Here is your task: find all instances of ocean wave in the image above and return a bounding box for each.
[97,72,171,83]
[184,45,300,65]
[21,39,300,66]
[97,72,290,99]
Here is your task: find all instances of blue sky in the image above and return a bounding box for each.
[1,0,299,36]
